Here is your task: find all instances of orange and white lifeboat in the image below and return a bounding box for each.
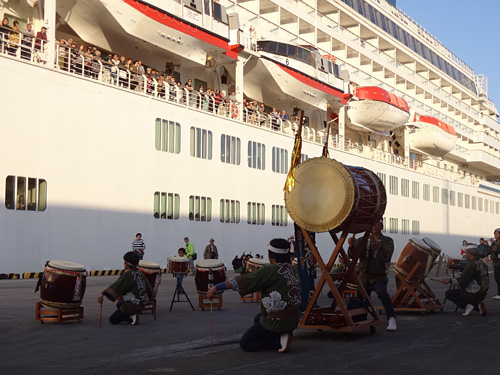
[346,86,410,133]
[408,115,457,158]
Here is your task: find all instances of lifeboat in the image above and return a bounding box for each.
[408,115,457,158]
[346,86,410,133]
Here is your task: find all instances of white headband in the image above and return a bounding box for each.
[268,244,289,254]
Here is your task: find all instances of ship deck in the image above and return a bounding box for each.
[1,269,498,374]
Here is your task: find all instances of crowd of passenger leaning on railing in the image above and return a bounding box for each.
[0,18,299,132]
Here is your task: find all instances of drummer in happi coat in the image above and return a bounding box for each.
[207,238,301,353]
[97,251,153,325]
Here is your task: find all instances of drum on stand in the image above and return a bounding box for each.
[284,157,386,233]
[138,260,161,297]
[195,259,226,295]
[245,258,269,273]
[39,260,87,309]
[421,237,442,277]
[168,256,190,274]
[394,238,433,280]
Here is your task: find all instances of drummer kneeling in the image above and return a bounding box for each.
[443,245,489,316]
[97,251,153,325]
[207,238,301,353]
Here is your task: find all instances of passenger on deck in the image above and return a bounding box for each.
[21,23,34,61]
[1,17,11,54]
[8,21,20,57]
[34,26,47,56]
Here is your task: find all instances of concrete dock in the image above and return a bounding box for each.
[1,269,498,375]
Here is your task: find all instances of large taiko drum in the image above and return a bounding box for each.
[421,237,442,276]
[168,256,190,274]
[138,260,161,297]
[195,259,226,295]
[39,260,87,309]
[394,239,433,280]
[284,157,386,233]
[245,258,269,273]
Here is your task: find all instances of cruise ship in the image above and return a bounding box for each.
[1,0,499,275]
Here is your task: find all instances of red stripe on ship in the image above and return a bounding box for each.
[124,0,240,59]
[276,64,346,103]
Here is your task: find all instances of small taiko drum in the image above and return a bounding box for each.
[284,157,386,233]
[447,257,462,270]
[195,259,226,295]
[138,260,161,297]
[421,237,442,276]
[394,238,433,280]
[39,260,87,309]
[168,256,190,274]
[245,258,269,273]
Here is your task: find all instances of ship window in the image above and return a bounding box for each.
[432,186,439,203]
[496,202,499,214]
[412,220,420,235]
[389,218,398,234]
[458,192,464,207]
[247,202,265,225]
[189,195,212,221]
[190,127,213,159]
[220,199,240,223]
[287,45,297,58]
[301,154,309,162]
[478,197,483,212]
[155,118,181,154]
[204,0,210,15]
[471,196,477,210]
[5,176,47,211]
[377,172,386,188]
[450,191,456,206]
[271,147,288,174]
[248,141,266,170]
[423,184,430,201]
[464,194,470,209]
[221,134,241,165]
[484,199,489,213]
[401,179,409,197]
[272,204,288,226]
[441,189,448,205]
[154,192,180,220]
[402,219,410,235]
[490,200,495,214]
[212,2,227,24]
[389,176,398,195]
[412,181,419,199]
[277,43,287,56]
[382,217,387,233]
[266,41,278,54]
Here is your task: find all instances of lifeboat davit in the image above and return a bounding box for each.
[408,115,457,158]
[346,87,410,133]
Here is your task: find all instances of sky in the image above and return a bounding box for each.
[395,0,500,114]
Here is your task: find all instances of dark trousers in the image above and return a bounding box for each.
[239,314,282,352]
[445,288,468,310]
[494,266,500,295]
[363,280,396,319]
[109,301,133,324]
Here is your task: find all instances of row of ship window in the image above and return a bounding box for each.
[379,173,499,213]
[155,118,309,173]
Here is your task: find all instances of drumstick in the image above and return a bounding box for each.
[98,302,103,328]
[429,278,448,284]
[210,299,214,353]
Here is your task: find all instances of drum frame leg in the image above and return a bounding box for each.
[143,299,157,320]
[169,274,195,312]
[241,291,260,302]
[390,262,444,314]
[35,302,84,323]
[297,227,381,333]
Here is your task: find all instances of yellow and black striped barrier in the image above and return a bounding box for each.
[23,272,43,279]
[0,273,21,280]
[90,269,124,277]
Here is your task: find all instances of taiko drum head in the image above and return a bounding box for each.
[247,258,269,267]
[284,157,355,233]
[47,260,86,272]
[196,259,224,269]
[422,237,442,254]
[138,260,161,272]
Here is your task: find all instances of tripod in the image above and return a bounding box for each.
[169,273,195,312]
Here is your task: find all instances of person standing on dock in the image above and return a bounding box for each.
[487,228,500,300]
[203,238,219,259]
[184,237,196,275]
[348,219,397,331]
[132,233,146,260]
[207,238,301,353]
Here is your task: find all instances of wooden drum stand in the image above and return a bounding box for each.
[298,227,382,336]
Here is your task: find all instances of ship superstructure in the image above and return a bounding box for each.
[0,0,499,273]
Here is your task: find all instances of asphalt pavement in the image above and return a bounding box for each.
[1,269,499,375]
